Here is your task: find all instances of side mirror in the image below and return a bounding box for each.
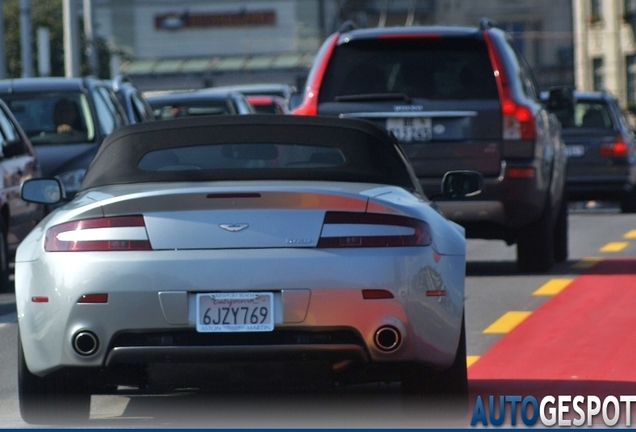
[21,178,65,205]
[440,170,484,199]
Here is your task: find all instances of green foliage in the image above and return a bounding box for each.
[3,0,110,78]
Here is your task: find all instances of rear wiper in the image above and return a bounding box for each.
[334,93,412,103]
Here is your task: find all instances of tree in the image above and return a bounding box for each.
[3,0,111,78]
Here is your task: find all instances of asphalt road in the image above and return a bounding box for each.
[1,202,635,428]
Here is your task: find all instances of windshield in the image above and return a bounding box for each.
[4,92,96,144]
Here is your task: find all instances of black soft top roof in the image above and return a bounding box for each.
[80,114,417,192]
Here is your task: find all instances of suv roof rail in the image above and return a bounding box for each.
[338,20,358,33]
[478,17,498,30]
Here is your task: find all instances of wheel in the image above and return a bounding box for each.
[620,186,636,213]
[400,313,468,398]
[517,197,554,273]
[0,218,9,293]
[553,194,568,264]
[18,333,91,425]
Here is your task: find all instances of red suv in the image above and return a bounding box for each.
[293,19,568,272]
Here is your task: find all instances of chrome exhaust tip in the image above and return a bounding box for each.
[374,326,401,352]
[73,330,99,356]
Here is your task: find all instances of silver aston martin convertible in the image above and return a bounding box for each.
[16,114,481,424]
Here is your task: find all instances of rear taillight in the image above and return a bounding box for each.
[45,215,152,252]
[317,212,431,248]
[484,31,536,140]
[598,135,629,158]
[291,33,339,116]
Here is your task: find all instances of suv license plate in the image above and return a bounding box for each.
[386,117,432,142]
[196,292,274,333]
[565,145,585,157]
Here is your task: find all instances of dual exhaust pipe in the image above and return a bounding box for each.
[73,326,401,355]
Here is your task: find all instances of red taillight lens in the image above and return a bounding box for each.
[598,136,629,158]
[484,31,536,140]
[317,212,431,248]
[45,215,152,252]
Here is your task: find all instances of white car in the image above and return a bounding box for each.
[16,115,481,424]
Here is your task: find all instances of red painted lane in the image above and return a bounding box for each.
[469,259,636,382]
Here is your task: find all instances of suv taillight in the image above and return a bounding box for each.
[484,32,536,140]
[598,135,629,158]
[45,215,152,252]
[292,33,339,116]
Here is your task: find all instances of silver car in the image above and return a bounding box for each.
[16,115,479,424]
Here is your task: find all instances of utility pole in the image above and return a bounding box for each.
[20,0,33,77]
[0,0,6,79]
[83,0,99,77]
[64,0,80,77]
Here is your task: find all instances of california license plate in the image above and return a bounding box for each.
[196,292,274,332]
[386,117,432,142]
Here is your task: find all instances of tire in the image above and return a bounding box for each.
[553,194,568,264]
[620,186,636,213]
[400,313,468,399]
[18,333,91,425]
[517,197,554,273]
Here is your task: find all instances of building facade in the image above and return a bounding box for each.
[94,0,573,92]
[574,0,636,111]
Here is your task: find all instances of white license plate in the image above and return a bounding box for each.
[386,117,432,142]
[565,145,585,157]
[196,292,274,333]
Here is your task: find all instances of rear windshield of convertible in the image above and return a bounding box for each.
[138,144,346,171]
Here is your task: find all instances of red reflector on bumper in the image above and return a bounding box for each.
[31,296,48,303]
[362,289,394,299]
[78,294,109,304]
[506,167,535,178]
[425,290,446,297]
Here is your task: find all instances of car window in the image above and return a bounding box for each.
[318,37,499,102]
[233,95,255,114]
[4,92,96,144]
[93,88,119,135]
[151,101,233,119]
[0,107,19,143]
[573,101,613,128]
[130,92,153,123]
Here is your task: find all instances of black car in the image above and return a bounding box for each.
[110,75,155,124]
[0,98,45,291]
[293,19,568,272]
[145,88,255,120]
[545,90,636,212]
[0,77,128,199]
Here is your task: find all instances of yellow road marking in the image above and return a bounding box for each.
[483,311,531,334]
[533,278,573,296]
[600,242,628,252]
[571,257,602,268]
[624,230,636,239]
[467,356,480,367]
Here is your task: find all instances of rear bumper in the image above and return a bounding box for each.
[422,161,549,234]
[16,247,465,378]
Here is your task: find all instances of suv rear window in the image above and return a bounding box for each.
[572,100,613,129]
[318,37,499,102]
